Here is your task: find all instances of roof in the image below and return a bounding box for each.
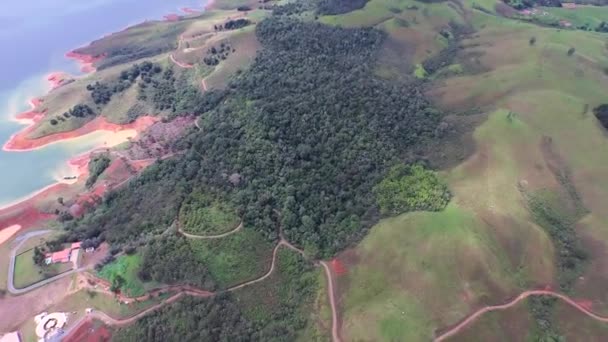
[71,242,82,249]
[49,249,71,263]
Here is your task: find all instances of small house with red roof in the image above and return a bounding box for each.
[45,242,82,265]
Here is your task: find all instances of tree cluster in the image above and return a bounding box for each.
[593,104,608,129]
[503,0,561,10]
[113,295,255,341]
[527,192,587,292]
[67,104,95,118]
[50,104,96,125]
[374,164,451,215]
[139,235,216,290]
[214,18,251,32]
[203,43,235,66]
[86,153,111,188]
[271,1,313,16]
[316,0,369,15]
[86,61,163,112]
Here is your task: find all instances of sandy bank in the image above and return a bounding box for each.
[65,51,105,73]
[0,199,56,233]
[0,225,21,245]
[3,115,156,151]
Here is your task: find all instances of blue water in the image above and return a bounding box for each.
[0,0,204,206]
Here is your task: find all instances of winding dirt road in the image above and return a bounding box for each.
[434,290,608,341]
[62,217,343,342]
[177,221,243,239]
[320,261,341,342]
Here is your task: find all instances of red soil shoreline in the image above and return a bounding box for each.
[3,115,156,152]
[65,51,105,73]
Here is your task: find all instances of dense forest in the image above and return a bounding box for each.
[139,235,217,290]
[113,295,255,341]
[60,16,443,258]
[316,0,369,15]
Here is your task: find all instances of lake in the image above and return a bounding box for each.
[0,0,203,206]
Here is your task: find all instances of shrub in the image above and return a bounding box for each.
[374,164,451,215]
[567,47,576,56]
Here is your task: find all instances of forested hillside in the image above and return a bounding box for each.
[62,17,443,257]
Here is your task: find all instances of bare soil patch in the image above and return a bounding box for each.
[0,276,73,332]
[64,319,111,342]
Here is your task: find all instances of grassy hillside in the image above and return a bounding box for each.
[334,0,608,340]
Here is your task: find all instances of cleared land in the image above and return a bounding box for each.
[97,254,148,297]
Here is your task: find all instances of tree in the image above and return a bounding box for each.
[33,247,46,266]
[567,47,576,56]
[110,274,125,293]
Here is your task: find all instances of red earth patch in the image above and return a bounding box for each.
[64,319,111,342]
[331,259,348,276]
[65,51,105,73]
[575,299,593,311]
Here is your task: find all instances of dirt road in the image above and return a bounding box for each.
[58,211,342,342]
[320,261,341,342]
[434,289,608,341]
[178,221,243,240]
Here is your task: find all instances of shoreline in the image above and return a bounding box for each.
[3,115,155,152]
[65,51,105,73]
[0,2,207,236]
[0,147,99,213]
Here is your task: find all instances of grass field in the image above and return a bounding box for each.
[13,248,72,289]
[446,299,533,341]
[339,203,527,341]
[97,254,147,297]
[203,27,262,90]
[334,0,608,337]
[554,299,608,340]
[189,228,274,288]
[542,6,608,29]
